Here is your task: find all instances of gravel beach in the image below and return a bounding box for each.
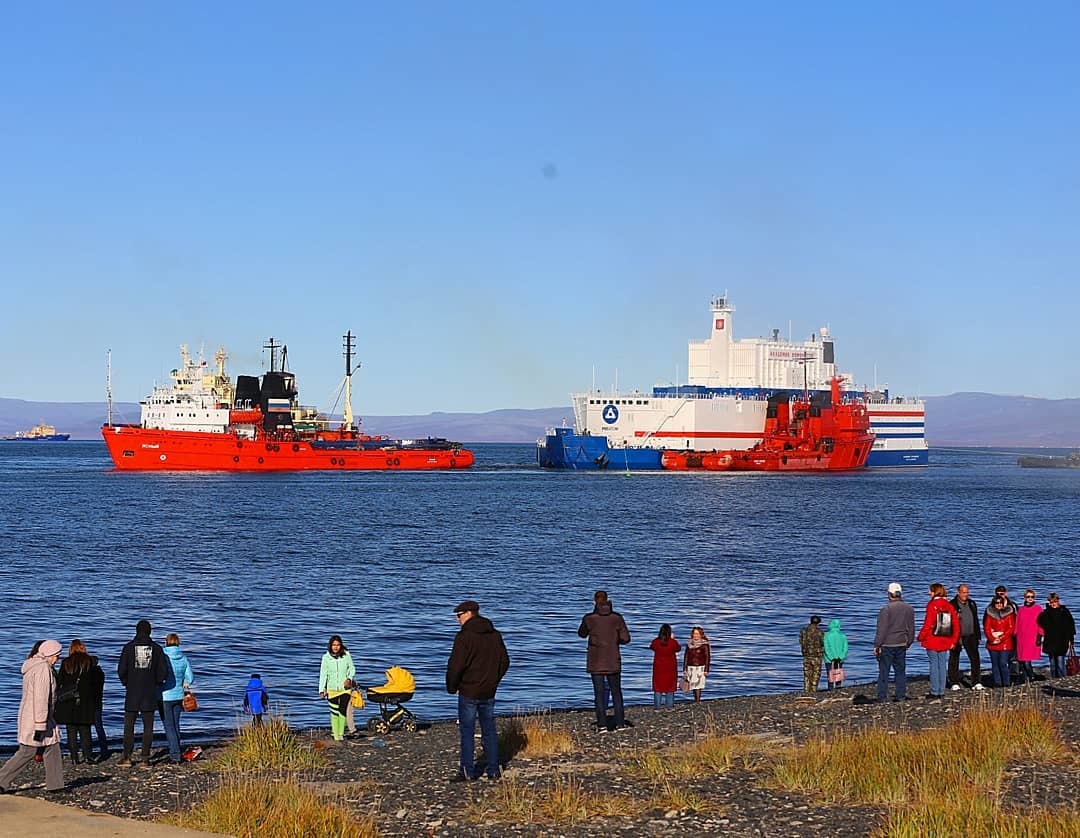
[3,675,1079,837]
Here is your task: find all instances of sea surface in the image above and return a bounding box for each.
[2,442,1078,745]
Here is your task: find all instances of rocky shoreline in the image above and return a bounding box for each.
[4,674,1080,836]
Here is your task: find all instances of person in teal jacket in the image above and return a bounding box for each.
[318,635,356,742]
[822,619,848,690]
[159,633,194,764]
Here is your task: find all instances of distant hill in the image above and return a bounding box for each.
[2,394,1078,446]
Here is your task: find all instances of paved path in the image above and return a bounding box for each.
[0,795,225,837]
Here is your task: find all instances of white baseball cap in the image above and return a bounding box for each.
[887,582,902,595]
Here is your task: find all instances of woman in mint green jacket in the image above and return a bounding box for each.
[318,635,356,741]
[822,619,848,689]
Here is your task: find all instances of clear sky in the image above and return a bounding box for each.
[2,3,1078,412]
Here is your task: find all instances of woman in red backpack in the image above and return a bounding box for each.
[917,582,960,700]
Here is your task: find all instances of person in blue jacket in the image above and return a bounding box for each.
[159,633,194,764]
[243,674,269,726]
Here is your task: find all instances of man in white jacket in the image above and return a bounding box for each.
[0,639,66,793]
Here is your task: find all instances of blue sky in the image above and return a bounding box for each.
[2,3,1078,412]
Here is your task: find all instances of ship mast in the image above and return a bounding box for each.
[264,337,280,372]
[343,330,355,430]
[106,349,113,427]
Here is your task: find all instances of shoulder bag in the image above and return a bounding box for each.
[1067,643,1080,677]
[182,690,199,712]
[55,673,82,706]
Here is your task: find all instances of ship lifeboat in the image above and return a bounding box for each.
[229,408,263,424]
[660,452,733,471]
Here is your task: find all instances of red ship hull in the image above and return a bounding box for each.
[660,377,874,473]
[102,425,474,472]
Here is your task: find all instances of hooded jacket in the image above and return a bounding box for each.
[578,601,631,675]
[117,631,169,712]
[984,603,1016,652]
[244,677,269,715]
[823,619,848,663]
[16,654,61,747]
[446,614,510,700]
[160,645,195,702]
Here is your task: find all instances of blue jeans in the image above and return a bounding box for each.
[1049,655,1067,678]
[160,700,183,762]
[591,672,624,728]
[653,691,674,709]
[877,645,907,701]
[990,650,1011,686]
[458,695,499,779]
[926,649,948,696]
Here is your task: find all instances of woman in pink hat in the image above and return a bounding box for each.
[0,639,66,794]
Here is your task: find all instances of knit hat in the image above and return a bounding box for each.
[38,639,62,657]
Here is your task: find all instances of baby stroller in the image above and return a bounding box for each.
[363,666,417,734]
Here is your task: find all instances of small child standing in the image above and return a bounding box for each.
[243,674,269,725]
[649,624,682,708]
[683,626,711,703]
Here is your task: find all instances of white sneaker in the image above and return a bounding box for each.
[972,683,986,691]
[950,684,962,691]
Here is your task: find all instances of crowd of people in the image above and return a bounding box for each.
[800,583,1077,701]
[3,585,1076,793]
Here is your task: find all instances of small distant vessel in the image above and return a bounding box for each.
[661,377,874,472]
[1017,451,1080,469]
[3,422,70,442]
[101,333,474,472]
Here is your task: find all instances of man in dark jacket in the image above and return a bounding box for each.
[947,584,984,690]
[578,590,631,732]
[446,600,510,782]
[116,620,169,767]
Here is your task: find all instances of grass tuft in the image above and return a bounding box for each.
[633,733,771,780]
[165,778,378,838]
[212,716,327,771]
[773,708,1068,807]
[881,798,1080,837]
[498,714,575,761]
[466,774,639,825]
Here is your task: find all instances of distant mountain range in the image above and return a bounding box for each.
[1,394,1078,447]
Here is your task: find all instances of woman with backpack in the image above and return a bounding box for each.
[917,582,960,700]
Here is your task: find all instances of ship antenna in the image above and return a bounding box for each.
[342,331,355,430]
[106,349,113,427]
[264,337,279,372]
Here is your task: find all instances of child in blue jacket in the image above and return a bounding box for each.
[243,674,269,725]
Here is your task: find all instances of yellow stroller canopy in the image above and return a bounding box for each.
[369,666,415,695]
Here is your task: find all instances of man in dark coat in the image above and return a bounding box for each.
[947,584,984,690]
[116,619,168,767]
[446,600,510,782]
[578,590,631,731]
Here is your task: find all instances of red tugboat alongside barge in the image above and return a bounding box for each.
[102,333,474,472]
[660,377,873,472]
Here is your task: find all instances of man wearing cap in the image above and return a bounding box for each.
[0,639,66,794]
[874,582,916,702]
[799,615,825,694]
[117,619,169,768]
[446,600,510,783]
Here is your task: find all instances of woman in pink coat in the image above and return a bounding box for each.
[0,639,66,794]
[1014,588,1045,684]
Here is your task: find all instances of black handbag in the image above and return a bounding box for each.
[55,674,81,706]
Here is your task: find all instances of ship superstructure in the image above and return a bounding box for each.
[538,297,927,470]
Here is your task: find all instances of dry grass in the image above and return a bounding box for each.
[773,708,1068,807]
[633,732,772,781]
[498,713,575,760]
[647,779,723,814]
[466,774,641,825]
[881,798,1080,837]
[165,778,378,838]
[211,716,327,771]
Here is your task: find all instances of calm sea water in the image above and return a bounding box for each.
[2,442,1078,743]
